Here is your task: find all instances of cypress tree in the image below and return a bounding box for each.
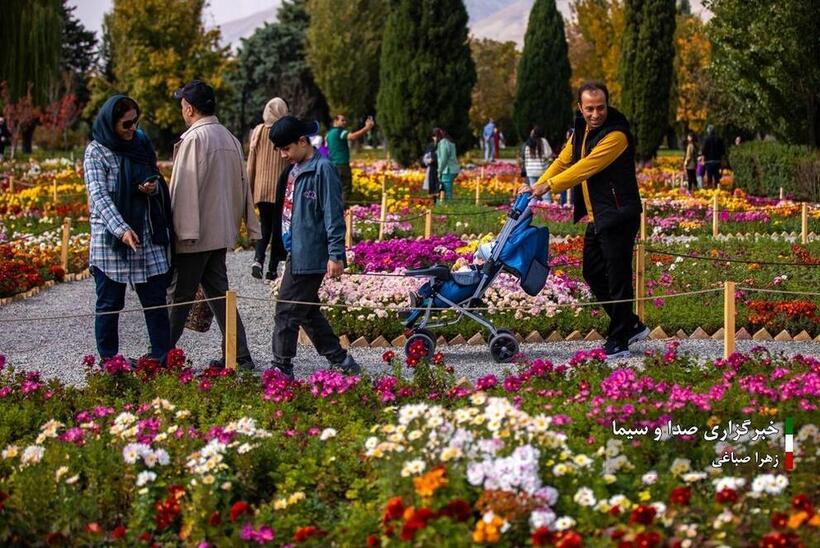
[512,0,573,148]
[376,0,476,166]
[618,0,676,161]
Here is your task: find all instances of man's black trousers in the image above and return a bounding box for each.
[582,218,641,345]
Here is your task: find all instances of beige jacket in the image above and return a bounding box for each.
[247,98,289,204]
[170,116,261,254]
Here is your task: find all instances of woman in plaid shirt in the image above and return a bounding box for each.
[84,96,173,365]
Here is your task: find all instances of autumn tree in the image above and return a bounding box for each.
[469,39,520,145]
[305,0,387,122]
[377,0,476,165]
[513,0,573,147]
[567,0,624,100]
[670,14,710,135]
[88,0,231,154]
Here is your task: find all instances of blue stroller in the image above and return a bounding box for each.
[400,193,549,363]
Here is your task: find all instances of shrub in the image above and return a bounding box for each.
[729,141,820,201]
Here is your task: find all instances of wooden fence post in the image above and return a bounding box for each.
[779,187,785,201]
[635,242,646,321]
[439,190,445,202]
[225,290,237,370]
[640,199,648,242]
[52,179,58,203]
[802,203,808,245]
[424,209,432,239]
[723,281,736,359]
[378,192,388,241]
[712,194,719,238]
[475,178,481,206]
[345,209,353,248]
[60,217,72,272]
[8,176,14,193]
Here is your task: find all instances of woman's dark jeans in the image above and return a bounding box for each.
[254,202,280,275]
[92,266,171,363]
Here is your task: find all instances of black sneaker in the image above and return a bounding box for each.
[332,354,361,375]
[604,339,631,360]
[251,262,263,279]
[237,357,256,372]
[265,270,277,281]
[628,322,651,345]
[269,362,295,381]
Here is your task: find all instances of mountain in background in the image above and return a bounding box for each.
[216,0,705,50]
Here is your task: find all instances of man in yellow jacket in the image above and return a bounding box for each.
[522,82,649,360]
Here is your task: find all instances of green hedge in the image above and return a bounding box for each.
[729,141,820,201]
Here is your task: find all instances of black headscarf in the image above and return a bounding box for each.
[92,95,172,258]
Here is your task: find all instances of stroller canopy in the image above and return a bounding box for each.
[497,210,550,296]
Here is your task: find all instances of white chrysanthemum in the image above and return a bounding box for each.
[573,454,592,467]
[670,457,691,476]
[365,437,379,450]
[400,459,426,477]
[154,449,170,466]
[797,424,818,442]
[554,516,576,531]
[20,445,45,466]
[682,472,707,483]
[712,476,746,492]
[470,391,487,406]
[2,445,19,459]
[530,508,556,530]
[440,447,462,462]
[408,430,423,441]
[320,428,337,441]
[573,487,597,507]
[136,471,157,487]
[641,471,658,485]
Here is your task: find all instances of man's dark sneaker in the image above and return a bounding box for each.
[269,361,295,381]
[237,357,256,372]
[604,339,631,360]
[208,358,225,369]
[332,354,361,375]
[251,261,263,279]
[628,322,651,345]
[265,270,277,281]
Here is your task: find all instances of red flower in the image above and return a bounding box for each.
[0,491,8,511]
[208,511,221,526]
[532,527,553,546]
[111,525,127,540]
[554,530,583,548]
[367,534,381,547]
[382,351,395,363]
[383,497,405,524]
[669,486,691,506]
[716,488,738,504]
[629,505,657,525]
[771,512,788,530]
[792,494,813,513]
[230,501,251,523]
[438,499,471,522]
[759,531,789,548]
[400,507,434,541]
[293,525,326,542]
[432,352,444,365]
[165,348,186,369]
[609,504,622,516]
[46,532,67,545]
[634,530,662,547]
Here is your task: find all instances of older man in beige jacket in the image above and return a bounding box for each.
[168,80,261,370]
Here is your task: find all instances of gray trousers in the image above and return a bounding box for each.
[168,249,251,361]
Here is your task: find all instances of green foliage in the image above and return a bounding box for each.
[86,0,231,153]
[618,0,677,161]
[0,0,63,105]
[226,0,329,140]
[706,0,820,147]
[469,39,520,146]
[513,0,573,148]
[59,1,97,110]
[729,141,820,202]
[376,0,476,166]
[305,0,387,122]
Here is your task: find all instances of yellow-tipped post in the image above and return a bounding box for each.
[712,194,719,238]
[225,290,237,370]
[802,203,808,245]
[635,243,646,321]
[378,192,388,241]
[345,209,353,248]
[60,217,72,272]
[723,281,736,359]
[424,209,432,239]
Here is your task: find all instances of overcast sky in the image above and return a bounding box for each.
[68,0,272,37]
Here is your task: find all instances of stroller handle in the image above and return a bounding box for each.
[510,191,535,219]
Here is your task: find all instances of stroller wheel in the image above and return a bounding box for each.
[489,332,519,363]
[405,329,436,361]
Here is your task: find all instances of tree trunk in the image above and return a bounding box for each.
[21,124,37,154]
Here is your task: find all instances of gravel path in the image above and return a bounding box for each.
[1,249,817,386]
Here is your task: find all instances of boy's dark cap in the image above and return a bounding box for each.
[268,115,320,148]
[174,80,216,115]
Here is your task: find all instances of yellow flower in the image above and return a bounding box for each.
[639,490,652,502]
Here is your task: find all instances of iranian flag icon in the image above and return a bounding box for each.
[785,417,794,471]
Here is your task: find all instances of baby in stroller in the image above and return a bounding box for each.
[399,193,549,363]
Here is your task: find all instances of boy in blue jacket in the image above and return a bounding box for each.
[266,116,360,379]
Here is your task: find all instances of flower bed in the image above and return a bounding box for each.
[0,347,816,545]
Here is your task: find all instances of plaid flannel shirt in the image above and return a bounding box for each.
[83,141,170,285]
